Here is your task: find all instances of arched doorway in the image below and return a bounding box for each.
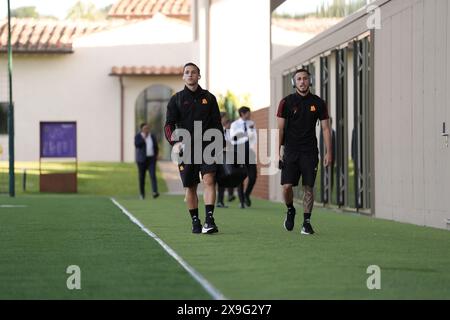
[135,85,173,160]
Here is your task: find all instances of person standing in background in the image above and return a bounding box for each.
[217,117,235,208]
[135,123,160,200]
[230,107,257,209]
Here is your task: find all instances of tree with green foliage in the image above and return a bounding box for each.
[217,91,251,121]
[273,0,367,19]
[11,6,39,18]
[66,1,107,21]
[100,4,113,16]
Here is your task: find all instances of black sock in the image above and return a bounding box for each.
[189,208,199,220]
[205,205,215,218]
[286,203,295,212]
[304,213,311,223]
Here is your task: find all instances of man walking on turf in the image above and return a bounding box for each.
[164,62,223,234]
[277,68,332,235]
[230,107,257,209]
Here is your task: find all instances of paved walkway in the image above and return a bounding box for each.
[158,161,204,195]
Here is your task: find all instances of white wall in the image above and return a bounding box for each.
[209,0,271,110]
[1,0,274,162]
[0,18,196,162]
[271,25,323,60]
[75,14,193,47]
[121,76,186,162]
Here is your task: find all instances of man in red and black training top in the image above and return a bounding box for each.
[164,62,223,235]
[277,68,333,235]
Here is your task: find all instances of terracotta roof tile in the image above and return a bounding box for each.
[110,65,184,76]
[0,18,127,53]
[108,0,190,20]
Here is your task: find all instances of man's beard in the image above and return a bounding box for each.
[298,86,309,94]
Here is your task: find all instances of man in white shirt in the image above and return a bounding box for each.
[230,107,258,209]
[135,123,160,199]
[217,116,236,207]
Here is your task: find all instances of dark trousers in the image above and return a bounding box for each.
[238,164,257,204]
[137,156,158,197]
[217,187,235,203]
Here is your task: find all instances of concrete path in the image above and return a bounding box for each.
[158,161,204,195]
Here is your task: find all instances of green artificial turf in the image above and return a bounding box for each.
[1,192,449,299]
[119,195,450,300]
[0,162,167,196]
[0,195,208,299]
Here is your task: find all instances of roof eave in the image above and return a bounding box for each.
[109,73,183,77]
[0,48,74,54]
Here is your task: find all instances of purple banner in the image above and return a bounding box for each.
[40,122,77,158]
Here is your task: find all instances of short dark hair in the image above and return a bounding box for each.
[183,62,200,74]
[140,123,147,130]
[293,68,311,78]
[238,106,251,116]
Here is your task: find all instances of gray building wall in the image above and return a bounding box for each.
[270,0,450,230]
[374,0,450,229]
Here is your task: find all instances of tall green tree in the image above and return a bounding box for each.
[273,0,367,19]
[217,91,251,121]
[99,4,113,16]
[318,0,367,18]
[66,1,107,21]
[11,6,39,18]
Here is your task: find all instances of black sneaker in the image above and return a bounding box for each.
[153,192,160,199]
[284,209,296,231]
[244,195,252,207]
[216,202,228,208]
[301,221,315,235]
[228,195,236,202]
[202,217,218,234]
[240,202,246,209]
[192,218,202,234]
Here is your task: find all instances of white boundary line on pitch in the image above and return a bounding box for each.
[0,205,28,208]
[110,198,227,300]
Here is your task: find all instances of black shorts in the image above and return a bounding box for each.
[280,153,319,187]
[178,163,217,188]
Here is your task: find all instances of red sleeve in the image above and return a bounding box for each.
[276,99,287,118]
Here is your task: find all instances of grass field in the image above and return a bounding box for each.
[1,192,450,299]
[0,162,167,196]
[119,196,450,300]
[0,195,208,299]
